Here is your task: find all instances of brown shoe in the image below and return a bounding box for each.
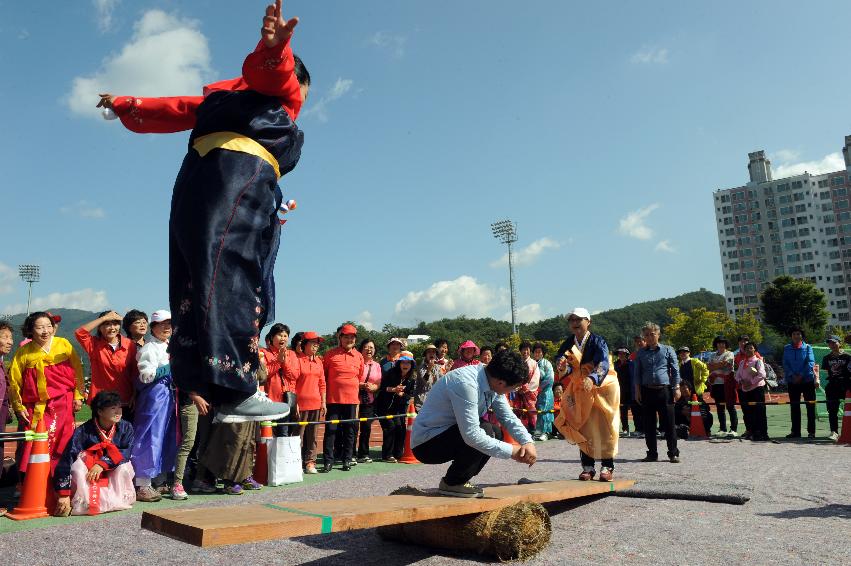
[136,485,162,502]
[598,467,613,482]
[578,470,595,481]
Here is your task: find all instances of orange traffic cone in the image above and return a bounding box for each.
[688,394,708,439]
[253,421,274,485]
[398,400,420,464]
[838,390,851,445]
[501,424,521,447]
[7,419,51,521]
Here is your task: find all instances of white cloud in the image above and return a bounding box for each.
[93,0,120,32]
[774,149,800,163]
[618,204,659,240]
[67,10,212,118]
[60,200,106,219]
[367,31,407,59]
[630,46,669,65]
[358,310,375,331]
[503,303,546,324]
[300,77,354,123]
[2,289,109,315]
[395,276,507,322]
[18,29,30,40]
[655,239,676,253]
[773,152,845,179]
[490,237,561,268]
[0,263,16,296]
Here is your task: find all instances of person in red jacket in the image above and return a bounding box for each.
[75,311,137,420]
[95,1,307,423]
[321,324,365,472]
[292,332,325,474]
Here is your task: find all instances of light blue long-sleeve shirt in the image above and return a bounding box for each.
[634,344,680,388]
[410,364,533,459]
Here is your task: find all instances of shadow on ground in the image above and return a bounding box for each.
[758,503,851,519]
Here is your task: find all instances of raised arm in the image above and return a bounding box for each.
[241,0,303,118]
[99,94,203,134]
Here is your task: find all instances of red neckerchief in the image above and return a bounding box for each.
[83,420,123,470]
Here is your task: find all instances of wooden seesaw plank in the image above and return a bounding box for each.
[141,479,634,547]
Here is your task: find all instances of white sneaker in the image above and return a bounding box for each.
[829,431,839,442]
[538,433,549,442]
[214,391,290,423]
[727,431,739,438]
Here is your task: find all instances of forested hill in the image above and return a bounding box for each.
[368,288,725,353]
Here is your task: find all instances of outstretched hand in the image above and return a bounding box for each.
[96,93,115,109]
[261,0,299,48]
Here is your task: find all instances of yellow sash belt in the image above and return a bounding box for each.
[193,131,281,179]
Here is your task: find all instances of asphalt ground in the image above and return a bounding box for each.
[1,404,849,565]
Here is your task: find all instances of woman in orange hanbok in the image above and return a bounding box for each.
[8,312,85,475]
[553,308,620,482]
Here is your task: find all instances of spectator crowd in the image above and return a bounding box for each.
[0,309,848,517]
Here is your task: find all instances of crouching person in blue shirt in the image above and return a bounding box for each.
[411,350,537,498]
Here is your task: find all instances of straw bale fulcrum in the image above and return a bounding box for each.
[377,486,552,562]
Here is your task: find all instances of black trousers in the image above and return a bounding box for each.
[710,383,738,432]
[741,387,767,437]
[379,416,407,460]
[323,404,357,464]
[738,387,750,432]
[618,399,643,433]
[825,380,847,433]
[580,450,614,470]
[641,386,678,458]
[788,382,816,435]
[356,404,375,458]
[167,149,281,403]
[412,423,498,486]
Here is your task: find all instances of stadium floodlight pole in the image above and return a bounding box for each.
[18,264,40,316]
[491,219,518,335]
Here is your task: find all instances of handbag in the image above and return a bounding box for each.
[360,364,374,406]
[267,435,303,485]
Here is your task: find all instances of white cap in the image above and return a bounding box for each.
[151,309,172,323]
[567,307,591,320]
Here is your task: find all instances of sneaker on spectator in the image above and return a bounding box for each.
[190,479,217,494]
[214,391,290,423]
[538,433,548,442]
[224,483,244,495]
[632,431,645,439]
[807,432,816,440]
[384,456,398,463]
[347,459,358,467]
[727,430,739,438]
[137,485,162,502]
[156,484,171,495]
[785,432,801,439]
[241,476,262,490]
[170,482,189,500]
[619,430,628,438]
[438,479,483,498]
[356,456,373,463]
[829,431,840,442]
[304,463,318,474]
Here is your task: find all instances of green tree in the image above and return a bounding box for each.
[723,309,763,346]
[760,275,829,340]
[663,307,727,352]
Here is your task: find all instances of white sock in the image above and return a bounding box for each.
[135,477,151,487]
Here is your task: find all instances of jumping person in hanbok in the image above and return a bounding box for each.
[8,312,85,476]
[132,310,178,502]
[54,391,135,516]
[554,308,620,482]
[97,1,309,423]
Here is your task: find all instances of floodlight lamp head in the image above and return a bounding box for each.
[18,264,40,283]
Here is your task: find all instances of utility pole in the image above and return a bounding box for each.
[491,219,518,335]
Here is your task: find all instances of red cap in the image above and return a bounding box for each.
[339,324,358,335]
[301,331,325,343]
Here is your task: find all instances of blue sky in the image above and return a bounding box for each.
[1,1,850,334]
